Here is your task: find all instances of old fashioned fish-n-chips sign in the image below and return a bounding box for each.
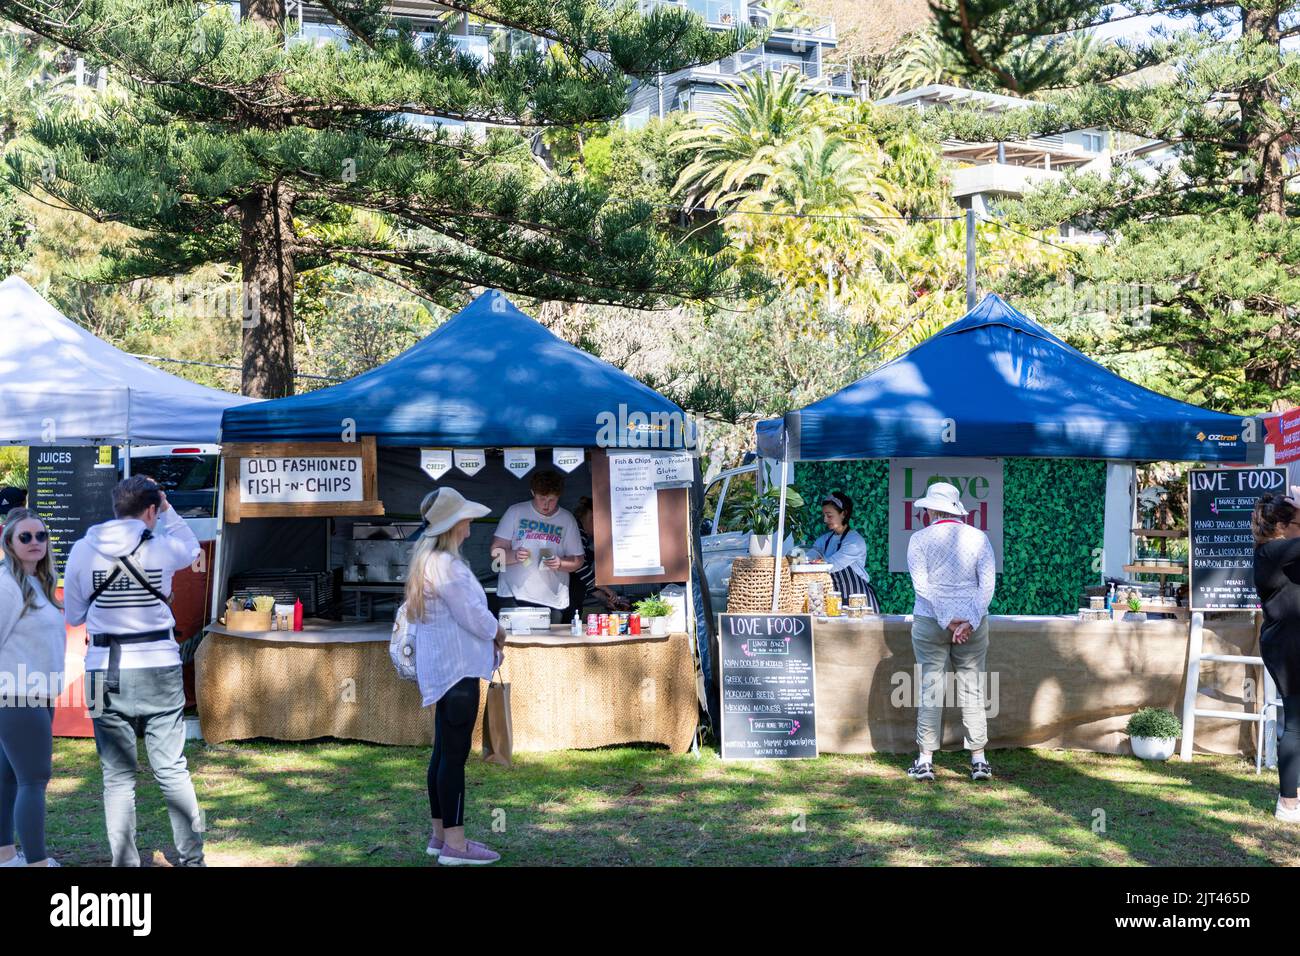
[221,437,383,523]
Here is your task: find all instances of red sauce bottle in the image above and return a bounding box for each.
[292,598,303,631]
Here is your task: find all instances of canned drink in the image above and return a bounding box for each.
[630,613,641,635]
[586,613,598,636]
[618,613,629,635]
[599,613,608,635]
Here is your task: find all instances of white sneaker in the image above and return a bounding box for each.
[1276,797,1300,822]
[0,850,26,867]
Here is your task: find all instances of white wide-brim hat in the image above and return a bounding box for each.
[914,481,969,517]
[422,487,491,535]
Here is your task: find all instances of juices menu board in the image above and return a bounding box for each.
[27,446,118,582]
[719,613,817,759]
[1188,466,1286,610]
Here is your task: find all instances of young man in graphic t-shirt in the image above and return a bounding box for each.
[490,470,584,624]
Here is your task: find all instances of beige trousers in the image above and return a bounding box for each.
[910,615,991,753]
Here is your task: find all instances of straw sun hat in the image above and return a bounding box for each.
[421,487,491,535]
[913,481,969,517]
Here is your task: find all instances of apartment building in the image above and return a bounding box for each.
[625,0,856,127]
[877,83,1173,239]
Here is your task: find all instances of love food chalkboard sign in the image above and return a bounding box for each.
[1188,466,1286,610]
[719,613,817,759]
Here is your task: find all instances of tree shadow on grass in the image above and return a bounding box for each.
[47,738,1300,867]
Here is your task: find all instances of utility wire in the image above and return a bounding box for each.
[979,214,1084,255]
[672,205,962,222]
[129,352,343,383]
[671,204,1086,253]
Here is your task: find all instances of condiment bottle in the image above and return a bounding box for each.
[292,598,303,631]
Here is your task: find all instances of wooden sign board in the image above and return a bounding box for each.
[590,447,689,585]
[221,436,383,523]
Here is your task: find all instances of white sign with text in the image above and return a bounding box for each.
[504,447,536,478]
[454,449,486,477]
[887,458,1004,572]
[240,456,364,504]
[420,448,452,481]
[608,452,665,576]
[553,448,584,473]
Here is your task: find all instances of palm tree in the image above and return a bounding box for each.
[729,127,903,308]
[671,70,816,209]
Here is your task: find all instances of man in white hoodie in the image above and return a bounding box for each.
[63,475,205,867]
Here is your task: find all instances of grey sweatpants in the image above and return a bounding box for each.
[85,666,205,867]
[911,615,991,753]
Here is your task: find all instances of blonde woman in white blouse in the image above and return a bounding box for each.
[407,487,507,866]
[0,509,65,867]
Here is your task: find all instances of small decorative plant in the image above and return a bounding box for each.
[1127,594,1143,613]
[722,486,806,536]
[1126,708,1181,740]
[634,595,672,618]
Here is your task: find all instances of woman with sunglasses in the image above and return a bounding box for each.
[0,508,64,866]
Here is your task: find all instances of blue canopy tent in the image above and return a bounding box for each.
[753,293,1266,611]
[216,290,714,743]
[221,289,690,448]
[757,293,1264,464]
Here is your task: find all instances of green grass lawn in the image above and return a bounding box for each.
[44,739,1300,866]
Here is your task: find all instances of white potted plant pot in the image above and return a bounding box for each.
[748,532,777,557]
[1126,708,1180,760]
[1130,735,1176,760]
[650,616,668,636]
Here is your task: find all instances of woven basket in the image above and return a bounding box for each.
[727,557,823,614]
[786,570,834,614]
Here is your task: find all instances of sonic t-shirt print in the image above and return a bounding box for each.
[493,501,582,608]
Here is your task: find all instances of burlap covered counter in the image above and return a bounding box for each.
[195,624,698,752]
[813,615,1261,754]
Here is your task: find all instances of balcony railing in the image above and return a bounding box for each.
[725,51,852,90]
[745,7,835,39]
[640,0,744,26]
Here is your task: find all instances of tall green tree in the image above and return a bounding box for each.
[0,0,756,397]
[932,0,1300,411]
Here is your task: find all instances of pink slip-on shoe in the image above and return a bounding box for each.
[437,840,500,866]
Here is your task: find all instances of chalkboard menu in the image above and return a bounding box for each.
[1188,466,1286,610]
[28,446,118,582]
[719,613,817,759]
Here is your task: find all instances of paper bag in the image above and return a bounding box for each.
[482,673,513,767]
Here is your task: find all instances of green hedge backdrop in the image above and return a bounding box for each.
[794,458,1107,615]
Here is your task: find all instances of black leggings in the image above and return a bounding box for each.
[1278,695,1300,799]
[428,677,481,829]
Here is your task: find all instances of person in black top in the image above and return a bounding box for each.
[566,498,629,620]
[1252,492,1300,822]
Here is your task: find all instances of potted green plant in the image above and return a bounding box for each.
[722,486,806,557]
[634,595,673,636]
[1123,593,1146,622]
[1126,707,1181,760]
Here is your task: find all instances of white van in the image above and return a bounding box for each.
[700,456,798,612]
[119,444,221,542]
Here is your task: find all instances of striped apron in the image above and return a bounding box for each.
[818,531,880,612]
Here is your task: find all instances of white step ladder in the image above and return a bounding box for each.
[1179,611,1278,772]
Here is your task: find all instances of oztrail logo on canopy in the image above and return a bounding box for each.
[596,404,699,452]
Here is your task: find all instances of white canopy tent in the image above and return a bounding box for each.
[0,275,253,455]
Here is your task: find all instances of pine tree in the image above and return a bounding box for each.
[0,0,755,396]
[930,0,1300,411]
